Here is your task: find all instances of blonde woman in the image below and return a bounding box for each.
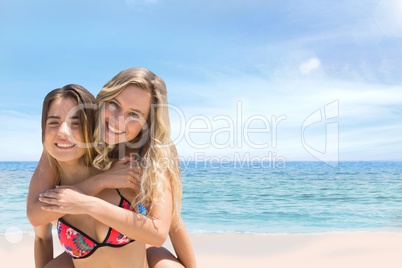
[31,68,196,267]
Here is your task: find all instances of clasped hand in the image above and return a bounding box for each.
[39,186,89,214]
[39,156,143,214]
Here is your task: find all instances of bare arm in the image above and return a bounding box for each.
[40,173,173,247]
[27,152,139,226]
[27,152,65,226]
[87,194,171,246]
[33,224,53,268]
[169,218,197,268]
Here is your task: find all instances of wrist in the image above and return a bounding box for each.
[84,195,102,216]
[73,176,101,196]
[91,174,108,193]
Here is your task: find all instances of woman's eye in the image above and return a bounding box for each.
[108,101,118,111]
[129,112,139,119]
[71,121,80,127]
[47,121,59,126]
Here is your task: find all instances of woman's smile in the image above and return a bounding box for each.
[55,140,77,149]
[106,122,125,134]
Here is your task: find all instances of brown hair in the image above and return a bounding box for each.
[41,84,96,184]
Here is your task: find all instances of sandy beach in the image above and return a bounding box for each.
[1,232,402,267]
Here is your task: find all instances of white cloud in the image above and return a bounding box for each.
[374,0,402,38]
[299,57,321,75]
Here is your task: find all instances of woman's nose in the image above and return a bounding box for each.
[58,122,71,138]
[109,114,126,127]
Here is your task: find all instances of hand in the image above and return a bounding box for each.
[39,186,92,214]
[99,156,143,191]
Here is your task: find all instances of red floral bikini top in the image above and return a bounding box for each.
[57,189,146,259]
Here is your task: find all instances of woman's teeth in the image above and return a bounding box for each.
[108,124,124,134]
[56,143,75,148]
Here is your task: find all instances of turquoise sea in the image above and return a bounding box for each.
[1,161,402,235]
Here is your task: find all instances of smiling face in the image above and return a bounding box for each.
[43,97,86,163]
[101,84,151,145]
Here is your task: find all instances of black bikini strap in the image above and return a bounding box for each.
[116,188,123,198]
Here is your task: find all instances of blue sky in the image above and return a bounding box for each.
[1,0,401,162]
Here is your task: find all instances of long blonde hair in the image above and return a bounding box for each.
[93,67,182,221]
